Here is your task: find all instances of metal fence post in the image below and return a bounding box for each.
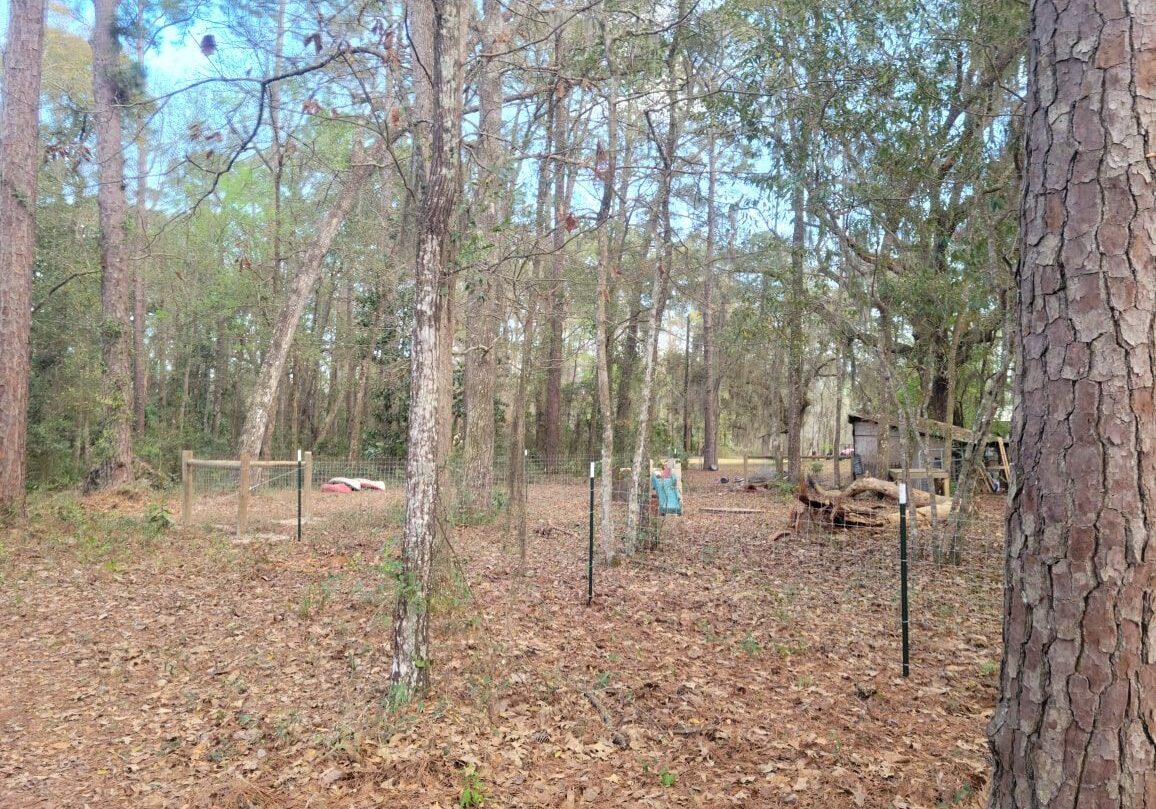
[899,482,910,677]
[588,461,595,606]
[296,449,303,542]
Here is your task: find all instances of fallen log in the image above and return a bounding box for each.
[839,476,951,508]
[796,478,889,528]
[796,476,959,529]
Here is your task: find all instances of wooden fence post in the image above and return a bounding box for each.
[238,452,251,536]
[181,450,193,526]
[303,451,313,521]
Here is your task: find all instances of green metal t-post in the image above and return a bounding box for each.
[899,482,910,677]
[296,448,303,542]
[588,461,595,606]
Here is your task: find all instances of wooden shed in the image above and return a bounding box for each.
[847,414,1009,494]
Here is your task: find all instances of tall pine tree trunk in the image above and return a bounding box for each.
[988,2,1156,803]
[0,0,46,515]
[89,0,135,489]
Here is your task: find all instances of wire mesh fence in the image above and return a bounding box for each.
[180,449,1005,674]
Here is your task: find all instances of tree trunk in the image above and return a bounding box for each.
[0,0,46,515]
[593,16,619,563]
[701,137,720,472]
[785,182,806,483]
[131,11,149,434]
[89,0,135,489]
[238,141,380,459]
[391,0,462,697]
[988,3,1156,804]
[544,35,570,474]
[625,33,682,550]
[461,0,505,517]
[507,124,552,566]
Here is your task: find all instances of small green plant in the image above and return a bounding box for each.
[660,768,676,788]
[594,670,611,690]
[979,659,998,677]
[740,633,762,656]
[796,675,815,688]
[146,502,174,533]
[458,764,485,807]
[809,461,824,475]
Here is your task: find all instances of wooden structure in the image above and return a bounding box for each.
[181,450,313,535]
[847,414,1011,494]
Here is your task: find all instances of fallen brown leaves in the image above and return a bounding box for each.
[0,472,1001,808]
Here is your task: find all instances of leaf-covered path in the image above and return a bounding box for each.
[1,474,1001,808]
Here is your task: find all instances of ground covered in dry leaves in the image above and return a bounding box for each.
[1,471,1004,808]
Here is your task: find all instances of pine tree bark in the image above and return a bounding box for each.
[988,2,1156,804]
[0,0,47,515]
[391,0,462,696]
[89,0,135,489]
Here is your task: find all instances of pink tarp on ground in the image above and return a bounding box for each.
[320,482,353,494]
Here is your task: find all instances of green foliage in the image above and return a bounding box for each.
[458,764,485,807]
[660,769,676,788]
[146,502,174,533]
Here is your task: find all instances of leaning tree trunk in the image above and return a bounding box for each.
[0,0,46,515]
[390,0,462,697]
[988,2,1156,805]
[238,141,379,459]
[88,0,135,490]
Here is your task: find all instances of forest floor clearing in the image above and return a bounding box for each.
[0,471,1003,809]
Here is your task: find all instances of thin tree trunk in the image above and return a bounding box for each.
[507,121,553,565]
[131,10,149,434]
[785,182,806,483]
[593,16,619,563]
[88,0,135,489]
[988,3,1156,802]
[391,0,462,697]
[238,141,380,459]
[625,31,682,550]
[0,0,46,515]
[461,0,506,517]
[701,137,720,471]
[544,33,570,475]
